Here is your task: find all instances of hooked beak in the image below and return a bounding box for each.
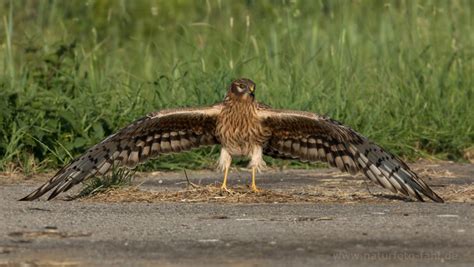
[249,85,255,97]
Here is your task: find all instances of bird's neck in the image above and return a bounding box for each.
[223,95,258,117]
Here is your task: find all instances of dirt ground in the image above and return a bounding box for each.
[0,161,473,266]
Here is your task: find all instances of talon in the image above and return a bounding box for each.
[220,166,232,193]
[251,184,261,193]
[220,185,233,193]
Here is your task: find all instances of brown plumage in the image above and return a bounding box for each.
[21,78,444,203]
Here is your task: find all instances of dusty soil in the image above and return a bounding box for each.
[0,161,473,266]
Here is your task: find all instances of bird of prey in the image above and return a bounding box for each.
[21,78,444,202]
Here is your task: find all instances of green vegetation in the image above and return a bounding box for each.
[77,167,135,198]
[0,0,472,174]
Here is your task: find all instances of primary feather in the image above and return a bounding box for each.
[258,109,443,202]
[20,106,222,201]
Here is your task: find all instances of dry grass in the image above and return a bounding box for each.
[440,185,474,203]
[86,185,380,203]
[83,162,474,204]
[83,182,474,204]
[464,146,474,164]
[7,161,473,204]
[0,171,53,185]
[83,184,401,204]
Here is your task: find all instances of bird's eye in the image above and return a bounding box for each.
[236,85,245,92]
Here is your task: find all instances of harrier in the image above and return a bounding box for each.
[21,78,443,202]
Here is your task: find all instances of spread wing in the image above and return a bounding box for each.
[258,108,443,203]
[21,104,223,201]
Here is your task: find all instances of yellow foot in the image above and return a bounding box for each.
[250,166,261,193]
[220,166,232,193]
[220,185,233,193]
[250,184,261,193]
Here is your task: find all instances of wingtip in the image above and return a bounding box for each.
[430,192,445,203]
[19,184,55,201]
[419,182,444,203]
[18,193,38,201]
[417,186,444,203]
[47,192,60,201]
[19,191,60,201]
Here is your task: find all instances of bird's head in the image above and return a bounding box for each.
[227,78,256,101]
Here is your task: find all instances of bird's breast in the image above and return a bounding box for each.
[216,102,268,156]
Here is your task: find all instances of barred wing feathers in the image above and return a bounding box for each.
[258,109,443,203]
[20,105,222,201]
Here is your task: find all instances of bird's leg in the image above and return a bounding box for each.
[250,166,260,193]
[248,146,264,193]
[218,148,233,193]
[220,166,232,193]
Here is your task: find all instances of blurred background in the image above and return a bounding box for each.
[0,0,472,174]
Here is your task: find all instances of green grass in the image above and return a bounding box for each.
[0,0,472,173]
[77,166,135,198]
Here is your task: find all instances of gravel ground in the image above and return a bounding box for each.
[0,162,473,266]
